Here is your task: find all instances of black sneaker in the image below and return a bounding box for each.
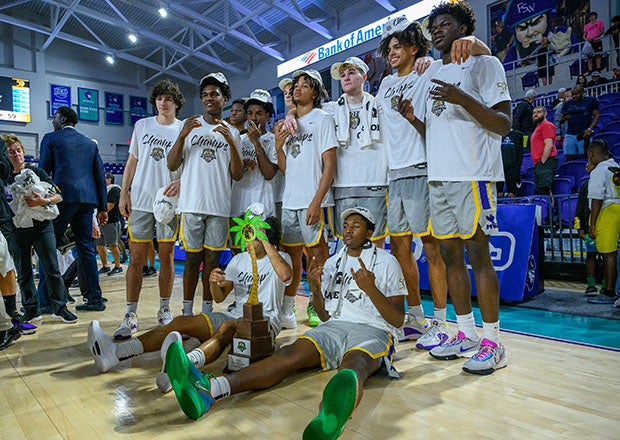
[76,302,106,311]
[584,286,598,297]
[98,267,111,274]
[143,267,157,277]
[108,267,123,276]
[22,309,42,323]
[51,307,79,323]
[69,279,80,289]
[67,294,76,304]
[0,326,21,350]
[11,314,37,335]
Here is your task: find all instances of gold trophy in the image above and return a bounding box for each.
[227,209,274,371]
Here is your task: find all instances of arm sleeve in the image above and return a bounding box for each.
[128,120,141,160]
[587,169,605,200]
[319,115,338,154]
[479,57,512,108]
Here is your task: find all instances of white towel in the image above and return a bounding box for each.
[8,168,59,228]
[333,92,380,150]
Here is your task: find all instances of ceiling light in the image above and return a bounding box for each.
[128,33,137,43]
[106,55,115,64]
[158,7,167,17]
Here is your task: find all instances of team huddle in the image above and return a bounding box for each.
[87,2,513,439]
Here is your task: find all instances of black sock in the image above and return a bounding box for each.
[3,294,17,317]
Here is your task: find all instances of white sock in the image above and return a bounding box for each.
[282,295,295,315]
[433,307,447,322]
[116,338,144,361]
[187,348,206,368]
[126,302,138,314]
[159,297,170,310]
[182,300,194,316]
[482,321,500,345]
[408,304,425,322]
[456,312,478,340]
[209,376,231,400]
[202,300,213,315]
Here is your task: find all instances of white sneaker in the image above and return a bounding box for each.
[429,331,481,360]
[415,319,450,350]
[114,312,138,340]
[280,312,297,329]
[157,307,173,326]
[396,316,430,342]
[156,331,182,393]
[87,320,119,373]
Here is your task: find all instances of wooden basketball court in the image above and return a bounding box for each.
[1,270,618,439]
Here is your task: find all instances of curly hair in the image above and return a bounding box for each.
[244,99,275,117]
[378,21,430,61]
[265,216,282,247]
[150,79,185,115]
[1,133,24,152]
[427,1,476,37]
[200,77,231,100]
[292,74,322,109]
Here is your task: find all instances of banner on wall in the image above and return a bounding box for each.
[413,204,540,302]
[105,92,124,125]
[129,95,148,125]
[78,87,99,122]
[50,84,71,117]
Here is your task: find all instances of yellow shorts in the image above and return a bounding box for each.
[595,203,620,254]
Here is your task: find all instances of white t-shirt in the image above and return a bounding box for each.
[588,158,620,209]
[327,100,388,188]
[231,132,277,217]
[321,246,406,335]
[129,116,182,212]
[282,108,337,210]
[424,56,511,182]
[177,118,241,216]
[376,70,428,172]
[224,250,292,333]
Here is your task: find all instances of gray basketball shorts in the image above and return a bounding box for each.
[299,320,395,371]
[281,207,333,247]
[429,181,499,239]
[95,222,120,247]
[128,209,178,242]
[334,196,387,240]
[200,311,235,335]
[387,176,431,236]
[180,213,229,252]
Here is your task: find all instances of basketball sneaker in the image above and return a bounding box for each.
[157,307,173,326]
[396,316,430,342]
[307,303,320,327]
[156,331,183,393]
[429,331,480,360]
[114,312,138,340]
[88,320,120,373]
[462,338,508,375]
[166,341,215,420]
[584,285,598,297]
[281,306,297,329]
[415,319,449,350]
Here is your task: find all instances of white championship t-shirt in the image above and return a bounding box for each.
[177,118,241,216]
[588,158,620,209]
[231,131,277,217]
[224,250,292,333]
[424,55,511,182]
[322,246,406,335]
[129,116,182,212]
[282,108,337,210]
[376,70,428,174]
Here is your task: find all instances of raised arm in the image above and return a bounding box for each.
[259,237,292,284]
[247,122,278,180]
[168,115,201,171]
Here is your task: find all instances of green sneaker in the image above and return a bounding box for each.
[307,303,320,327]
[165,341,215,420]
[303,369,358,440]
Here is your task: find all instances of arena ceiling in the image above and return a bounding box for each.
[0,0,408,84]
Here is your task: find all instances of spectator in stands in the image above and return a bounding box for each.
[604,15,620,66]
[553,88,571,147]
[585,140,619,307]
[583,12,605,74]
[550,87,567,109]
[530,106,557,195]
[611,67,620,82]
[498,129,523,197]
[559,84,600,161]
[587,72,609,88]
[575,74,587,87]
[512,89,537,149]
[536,36,554,86]
[491,19,514,62]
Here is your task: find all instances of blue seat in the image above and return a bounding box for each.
[593,131,620,147]
[530,196,551,223]
[520,153,533,176]
[517,180,535,197]
[558,160,588,189]
[604,121,620,133]
[599,105,620,119]
[559,195,579,228]
[524,166,535,181]
[521,71,539,90]
[610,145,620,159]
[552,177,573,195]
[577,175,589,190]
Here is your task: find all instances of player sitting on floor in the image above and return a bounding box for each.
[164,206,406,440]
[87,213,291,391]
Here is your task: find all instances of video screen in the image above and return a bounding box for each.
[0,76,31,123]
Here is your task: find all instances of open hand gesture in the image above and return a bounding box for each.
[214,119,235,145]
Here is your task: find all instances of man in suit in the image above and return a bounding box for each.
[40,106,107,311]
